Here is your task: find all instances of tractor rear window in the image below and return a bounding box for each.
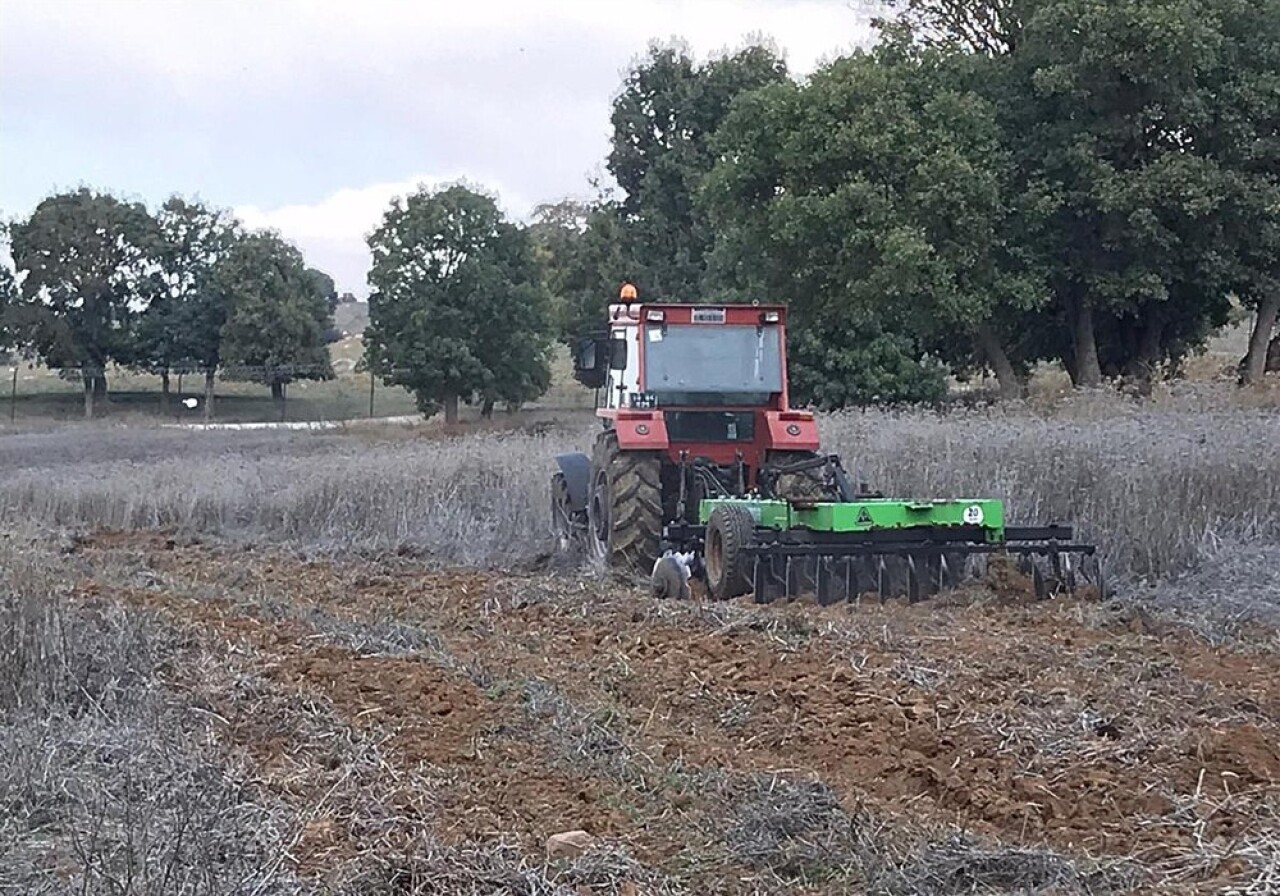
[665,410,756,443]
[644,324,783,397]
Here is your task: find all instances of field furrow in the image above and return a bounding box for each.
[66,530,1280,893]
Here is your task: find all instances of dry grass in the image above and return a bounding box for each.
[822,394,1280,585]
[0,538,305,895]
[1,387,1277,608]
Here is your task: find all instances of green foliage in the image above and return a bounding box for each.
[218,231,335,388]
[134,196,241,377]
[788,311,949,409]
[527,198,614,342]
[694,0,1280,399]
[704,41,1043,401]
[608,41,789,300]
[0,225,15,354]
[873,0,1023,54]
[532,199,633,343]
[364,184,552,419]
[7,188,161,380]
[998,0,1256,381]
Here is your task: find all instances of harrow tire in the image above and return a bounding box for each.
[587,429,663,572]
[550,472,581,552]
[765,450,831,502]
[705,504,756,600]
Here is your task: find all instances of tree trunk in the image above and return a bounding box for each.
[973,322,1024,399]
[83,376,94,419]
[1241,289,1280,387]
[481,398,495,419]
[204,370,216,422]
[271,382,285,421]
[93,373,108,401]
[160,370,171,415]
[1071,302,1103,388]
[443,393,459,425]
[1125,316,1164,393]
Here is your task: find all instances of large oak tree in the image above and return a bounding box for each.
[8,188,161,417]
[364,184,552,423]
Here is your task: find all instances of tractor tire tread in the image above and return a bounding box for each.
[707,504,756,600]
[591,429,663,570]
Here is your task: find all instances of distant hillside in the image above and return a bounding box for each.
[333,301,369,336]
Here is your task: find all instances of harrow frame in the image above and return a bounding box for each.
[661,496,1102,604]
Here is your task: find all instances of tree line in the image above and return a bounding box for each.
[517,0,1279,406]
[0,189,337,418]
[4,0,1278,422]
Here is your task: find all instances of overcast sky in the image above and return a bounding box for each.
[1,0,877,297]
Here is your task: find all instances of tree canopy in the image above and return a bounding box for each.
[364,183,553,423]
[218,230,336,413]
[133,196,241,409]
[7,188,162,416]
[704,40,1047,400]
[606,41,789,301]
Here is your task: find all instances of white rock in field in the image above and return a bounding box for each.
[545,830,595,860]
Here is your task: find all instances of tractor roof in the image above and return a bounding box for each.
[608,302,788,324]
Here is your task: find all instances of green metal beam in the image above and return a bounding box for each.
[699,497,1006,542]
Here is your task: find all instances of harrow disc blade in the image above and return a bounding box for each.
[786,556,819,602]
[745,542,1102,606]
[815,557,849,606]
[1002,551,1108,602]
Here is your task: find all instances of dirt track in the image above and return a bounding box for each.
[71,532,1280,893]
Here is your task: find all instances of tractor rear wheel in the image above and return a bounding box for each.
[587,429,663,571]
[705,504,756,600]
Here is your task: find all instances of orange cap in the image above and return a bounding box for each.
[620,282,638,300]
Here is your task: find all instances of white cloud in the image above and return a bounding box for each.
[234,173,536,297]
[3,0,880,295]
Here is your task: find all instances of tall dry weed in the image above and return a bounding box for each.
[0,397,1276,591]
[0,540,302,895]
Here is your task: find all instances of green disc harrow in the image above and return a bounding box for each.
[664,493,1103,604]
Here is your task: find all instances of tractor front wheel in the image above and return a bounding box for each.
[705,504,756,600]
[587,430,664,571]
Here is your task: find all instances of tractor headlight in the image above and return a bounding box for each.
[646,310,665,322]
[761,311,780,323]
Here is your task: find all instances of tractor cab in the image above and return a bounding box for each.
[572,301,788,412]
[556,285,822,568]
[569,290,819,481]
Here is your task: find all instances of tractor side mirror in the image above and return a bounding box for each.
[609,337,628,371]
[572,335,608,389]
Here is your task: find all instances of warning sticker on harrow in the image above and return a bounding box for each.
[963,504,985,525]
[856,508,873,524]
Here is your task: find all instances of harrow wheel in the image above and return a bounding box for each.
[705,504,756,600]
[587,429,663,572]
[550,472,584,552]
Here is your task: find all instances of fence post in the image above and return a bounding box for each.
[9,365,16,423]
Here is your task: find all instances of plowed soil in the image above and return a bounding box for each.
[70,531,1280,894]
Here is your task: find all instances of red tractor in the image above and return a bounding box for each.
[550,292,845,571]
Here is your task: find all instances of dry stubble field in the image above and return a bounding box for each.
[1,384,1279,895]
